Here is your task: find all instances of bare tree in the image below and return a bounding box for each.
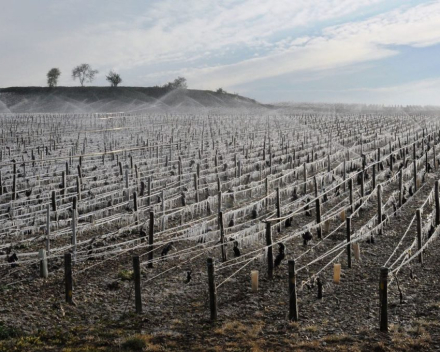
[47,68,61,87]
[72,64,98,86]
[106,71,122,87]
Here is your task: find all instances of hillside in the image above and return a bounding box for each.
[0,86,269,113]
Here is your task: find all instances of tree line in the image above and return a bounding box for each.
[46,64,188,90]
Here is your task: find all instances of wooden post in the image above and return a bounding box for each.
[276,187,281,232]
[313,176,318,198]
[265,177,269,210]
[303,163,307,194]
[398,170,403,208]
[61,171,66,196]
[413,160,417,192]
[217,178,222,215]
[65,253,73,304]
[265,222,274,279]
[161,190,165,216]
[133,256,142,314]
[38,249,48,278]
[360,170,365,202]
[379,267,388,332]
[416,209,423,264]
[76,176,81,201]
[219,211,227,262]
[194,173,199,203]
[288,260,298,321]
[378,184,383,235]
[316,198,322,239]
[343,160,347,191]
[12,174,16,201]
[346,216,352,268]
[314,276,323,300]
[207,258,217,320]
[46,204,50,253]
[436,181,440,226]
[349,178,353,213]
[51,190,56,212]
[372,164,376,190]
[72,197,77,264]
[147,176,152,206]
[147,212,154,268]
[133,191,138,226]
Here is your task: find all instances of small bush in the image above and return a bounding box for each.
[121,335,147,351]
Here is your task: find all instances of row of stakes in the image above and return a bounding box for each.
[33,147,440,332]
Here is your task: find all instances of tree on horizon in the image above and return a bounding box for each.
[47,68,61,87]
[72,64,98,86]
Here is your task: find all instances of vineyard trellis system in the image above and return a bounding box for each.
[1,110,440,335]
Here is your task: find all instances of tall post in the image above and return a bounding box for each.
[346,216,352,268]
[360,170,365,204]
[217,178,222,215]
[378,184,383,235]
[343,160,347,191]
[265,222,274,279]
[316,198,322,239]
[303,163,307,194]
[372,164,376,190]
[436,180,440,227]
[133,191,138,226]
[61,171,66,196]
[133,256,142,314]
[51,190,57,212]
[379,267,389,332]
[207,258,217,320]
[398,170,403,208]
[71,196,77,263]
[416,209,423,264]
[276,187,281,232]
[76,176,81,201]
[147,212,154,268]
[288,260,298,321]
[147,176,152,206]
[46,204,50,253]
[413,160,417,192]
[349,178,353,213]
[219,211,227,262]
[194,173,199,203]
[65,253,73,304]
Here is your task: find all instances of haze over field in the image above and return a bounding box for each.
[1,0,440,105]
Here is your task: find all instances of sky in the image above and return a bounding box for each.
[1,0,440,105]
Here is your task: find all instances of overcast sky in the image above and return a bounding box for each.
[1,0,440,105]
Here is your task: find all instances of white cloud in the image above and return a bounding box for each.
[185,1,440,90]
[0,0,385,86]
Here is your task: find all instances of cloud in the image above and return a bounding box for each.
[0,0,385,86]
[186,1,440,90]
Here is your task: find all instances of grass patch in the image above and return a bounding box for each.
[0,322,20,340]
[118,270,134,281]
